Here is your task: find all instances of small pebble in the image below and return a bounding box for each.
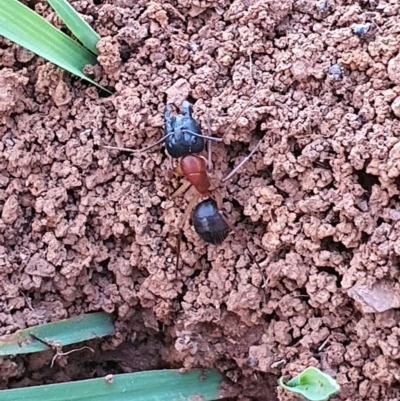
[388,54,400,84]
[353,22,373,37]
[318,0,329,13]
[391,96,400,118]
[328,64,343,81]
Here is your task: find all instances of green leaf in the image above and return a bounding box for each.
[47,0,100,55]
[278,367,340,401]
[0,0,108,91]
[0,312,114,355]
[0,369,224,401]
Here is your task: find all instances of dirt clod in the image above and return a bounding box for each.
[2,0,400,400]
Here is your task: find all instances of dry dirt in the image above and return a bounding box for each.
[2,0,400,400]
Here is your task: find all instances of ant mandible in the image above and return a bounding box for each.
[103,96,263,269]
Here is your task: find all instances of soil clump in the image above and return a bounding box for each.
[2,0,400,400]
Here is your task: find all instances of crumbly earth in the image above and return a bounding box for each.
[2,0,400,400]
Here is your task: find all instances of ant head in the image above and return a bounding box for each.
[164,126,205,158]
[164,102,205,158]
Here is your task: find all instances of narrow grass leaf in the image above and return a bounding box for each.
[0,312,114,356]
[0,0,107,91]
[47,0,100,55]
[0,369,224,401]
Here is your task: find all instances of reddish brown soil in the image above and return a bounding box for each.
[2,0,400,400]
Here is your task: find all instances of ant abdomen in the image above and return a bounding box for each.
[192,199,230,245]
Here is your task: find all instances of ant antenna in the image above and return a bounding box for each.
[221,212,262,271]
[222,90,258,141]
[103,130,223,155]
[102,133,173,153]
[221,59,262,182]
[222,55,259,142]
[181,130,223,142]
[222,138,264,183]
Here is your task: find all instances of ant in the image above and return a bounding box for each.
[103,97,263,269]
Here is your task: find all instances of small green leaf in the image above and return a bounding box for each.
[0,369,224,401]
[47,0,100,55]
[278,367,340,401]
[0,312,114,355]
[0,0,108,91]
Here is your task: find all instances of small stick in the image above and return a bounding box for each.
[20,291,34,311]
[318,336,330,352]
[30,334,53,348]
[206,111,214,172]
[271,359,286,368]
[51,346,94,368]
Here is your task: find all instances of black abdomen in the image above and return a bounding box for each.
[192,199,230,245]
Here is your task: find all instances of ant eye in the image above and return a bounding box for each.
[191,137,197,144]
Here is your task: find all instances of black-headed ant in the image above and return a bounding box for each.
[103,96,263,269]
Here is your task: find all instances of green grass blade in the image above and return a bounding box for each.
[0,312,114,356]
[47,0,100,55]
[0,369,224,401]
[0,0,107,90]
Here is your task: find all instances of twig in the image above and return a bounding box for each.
[318,336,330,352]
[51,346,95,368]
[29,334,94,368]
[271,359,286,368]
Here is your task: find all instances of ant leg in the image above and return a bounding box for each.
[171,159,191,198]
[172,180,192,198]
[213,190,223,210]
[221,138,264,183]
[220,212,262,270]
[176,193,200,269]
